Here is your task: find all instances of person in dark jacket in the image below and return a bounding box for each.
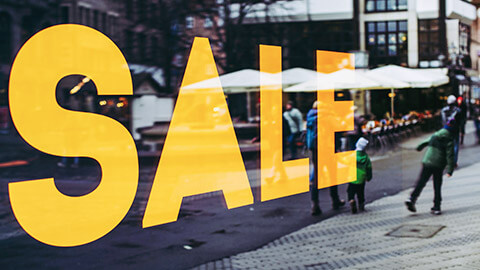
[472,99,480,144]
[457,96,467,145]
[405,119,456,215]
[441,95,461,165]
[284,101,303,159]
[348,137,372,214]
[306,101,345,215]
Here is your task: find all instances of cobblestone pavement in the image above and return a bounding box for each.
[194,161,480,270]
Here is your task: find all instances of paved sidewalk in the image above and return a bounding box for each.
[194,161,480,269]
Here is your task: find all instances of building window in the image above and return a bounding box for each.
[93,10,99,28]
[366,20,408,67]
[85,8,91,26]
[78,7,84,24]
[150,36,159,63]
[285,21,355,67]
[138,33,147,61]
[459,22,471,68]
[186,16,194,29]
[108,15,117,37]
[366,0,408,12]
[204,17,213,28]
[60,6,70,24]
[418,19,441,65]
[126,0,133,20]
[0,12,12,64]
[124,30,134,60]
[101,12,107,32]
[137,0,147,22]
[459,23,470,56]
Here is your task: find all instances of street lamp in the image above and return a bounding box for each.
[388,90,396,119]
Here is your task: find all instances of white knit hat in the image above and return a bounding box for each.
[447,95,457,105]
[356,137,369,151]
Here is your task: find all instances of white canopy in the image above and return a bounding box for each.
[281,67,319,86]
[369,65,449,88]
[183,69,277,94]
[361,70,410,89]
[284,69,382,92]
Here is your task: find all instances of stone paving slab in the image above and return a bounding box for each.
[193,161,480,269]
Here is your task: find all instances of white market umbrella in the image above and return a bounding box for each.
[416,68,449,87]
[369,65,449,88]
[362,69,411,119]
[362,70,410,89]
[284,68,382,92]
[281,67,320,86]
[183,69,278,94]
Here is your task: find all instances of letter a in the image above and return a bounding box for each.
[143,37,253,228]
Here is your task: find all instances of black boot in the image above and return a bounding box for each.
[349,200,357,214]
[359,203,365,212]
[311,201,322,216]
[333,200,346,210]
[431,206,441,215]
[405,198,416,213]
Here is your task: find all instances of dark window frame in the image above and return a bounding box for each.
[365,0,408,13]
[418,19,441,63]
[366,20,408,67]
[0,12,12,64]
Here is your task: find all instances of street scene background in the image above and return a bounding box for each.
[2,0,480,269]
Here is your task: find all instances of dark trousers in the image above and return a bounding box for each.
[453,135,459,164]
[475,120,480,141]
[410,165,443,208]
[310,146,342,204]
[288,132,299,159]
[347,183,365,205]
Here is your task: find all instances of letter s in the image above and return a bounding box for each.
[8,24,138,247]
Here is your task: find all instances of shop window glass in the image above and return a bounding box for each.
[376,0,386,11]
[377,22,386,32]
[378,34,386,44]
[388,45,397,56]
[388,33,396,44]
[398,32,407,44]
[366,0,407,12]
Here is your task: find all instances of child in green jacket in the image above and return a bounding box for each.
[348,137,372,214]
[405,121,455,215]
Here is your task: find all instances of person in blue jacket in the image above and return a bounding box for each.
[306,101,345,215]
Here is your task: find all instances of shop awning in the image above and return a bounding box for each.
[361,70,410,89]
[369,65,449,88]
[183,69,277,94]
[284,69,383,92]
[281,67,319,86]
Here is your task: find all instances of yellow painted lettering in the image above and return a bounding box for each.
[8,24,139,247]
[142,37,253,228]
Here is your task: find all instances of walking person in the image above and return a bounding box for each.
[472,99,480,144]
[457,96,467,145]
[306,101,345,216]
[405,119,456,215]
[441,95,461,165]
[283,101,303,159]
[282,114,292,155]
[348,138,372,214]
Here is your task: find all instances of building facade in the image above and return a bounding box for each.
[225,0,478,117]
[0,0,59,107]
